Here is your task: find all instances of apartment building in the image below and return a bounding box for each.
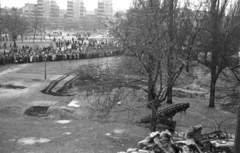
[37,0,59,20]
[67,0,86,21]
[22,3,37,21]
[97,0,113,18]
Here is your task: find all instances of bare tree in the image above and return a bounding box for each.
[198,0,240,107]
[32,8,41,43]
[234,104,240,153]
[77,0,187,132]
[166,0,176,104]
[19,16,29,42]
[3,7,29,46]
[176,1,206,73]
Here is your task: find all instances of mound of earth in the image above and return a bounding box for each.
[46,106,77,120]
[24,106,78,120]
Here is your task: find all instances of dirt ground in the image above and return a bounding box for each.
[0,59,237,153]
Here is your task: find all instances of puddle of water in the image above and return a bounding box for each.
[55,120,72,124]
[68,100,80,107]
[17,137,51,145]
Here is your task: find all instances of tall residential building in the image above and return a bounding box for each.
[22,3,37,22]
[97,0,113,18]
[67,0,86,21]
[37,0,59,20]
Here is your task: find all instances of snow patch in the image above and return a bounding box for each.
[55,120,72,124]
[17,137,51,145]
[105,133,111,136]
[113,129,126,134]
[68,100,80,107]
[63,132,72,135]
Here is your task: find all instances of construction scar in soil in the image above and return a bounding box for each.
[0,84,26,89]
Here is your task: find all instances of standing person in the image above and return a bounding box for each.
[3,42,6,49]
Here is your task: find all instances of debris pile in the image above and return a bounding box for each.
[118,125,235,153]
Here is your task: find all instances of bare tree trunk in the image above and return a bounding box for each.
[21,34,23,42]
[209,76,216,107]
[167,0,174,104]
[149,86,157,132]
[166,80,173,104]
[151,103,158,132]
[185,60,190,73]
[148,56,157,131]
[234,104,240,153]
[33,28,36,43]
[208,0,219,108]
[209,53,217,107]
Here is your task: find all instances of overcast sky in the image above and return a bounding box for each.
[0,0,132,11]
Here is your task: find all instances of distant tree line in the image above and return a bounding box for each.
[0,7,29,45]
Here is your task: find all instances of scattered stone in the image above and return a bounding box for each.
[120,125,235,153]
[149,131,160,138]
[127,148,138,153]
[210,140,234,147]
[138,136,151,149]
[55,120,72,124]
[185,125,202,144]
[17,137,51,145]
[138,150,149,153]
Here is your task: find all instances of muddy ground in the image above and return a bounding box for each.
[0,58,237,153]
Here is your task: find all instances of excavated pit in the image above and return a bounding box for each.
[24,106,49,117]
[0,84,26,89]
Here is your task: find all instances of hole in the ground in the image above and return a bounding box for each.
[24,106,49,117]
[32,79,42,82]
[0,84,26,89]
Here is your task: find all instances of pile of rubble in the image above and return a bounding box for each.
[118,125,235,153]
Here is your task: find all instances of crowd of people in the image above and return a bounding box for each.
[0,36,122,65]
